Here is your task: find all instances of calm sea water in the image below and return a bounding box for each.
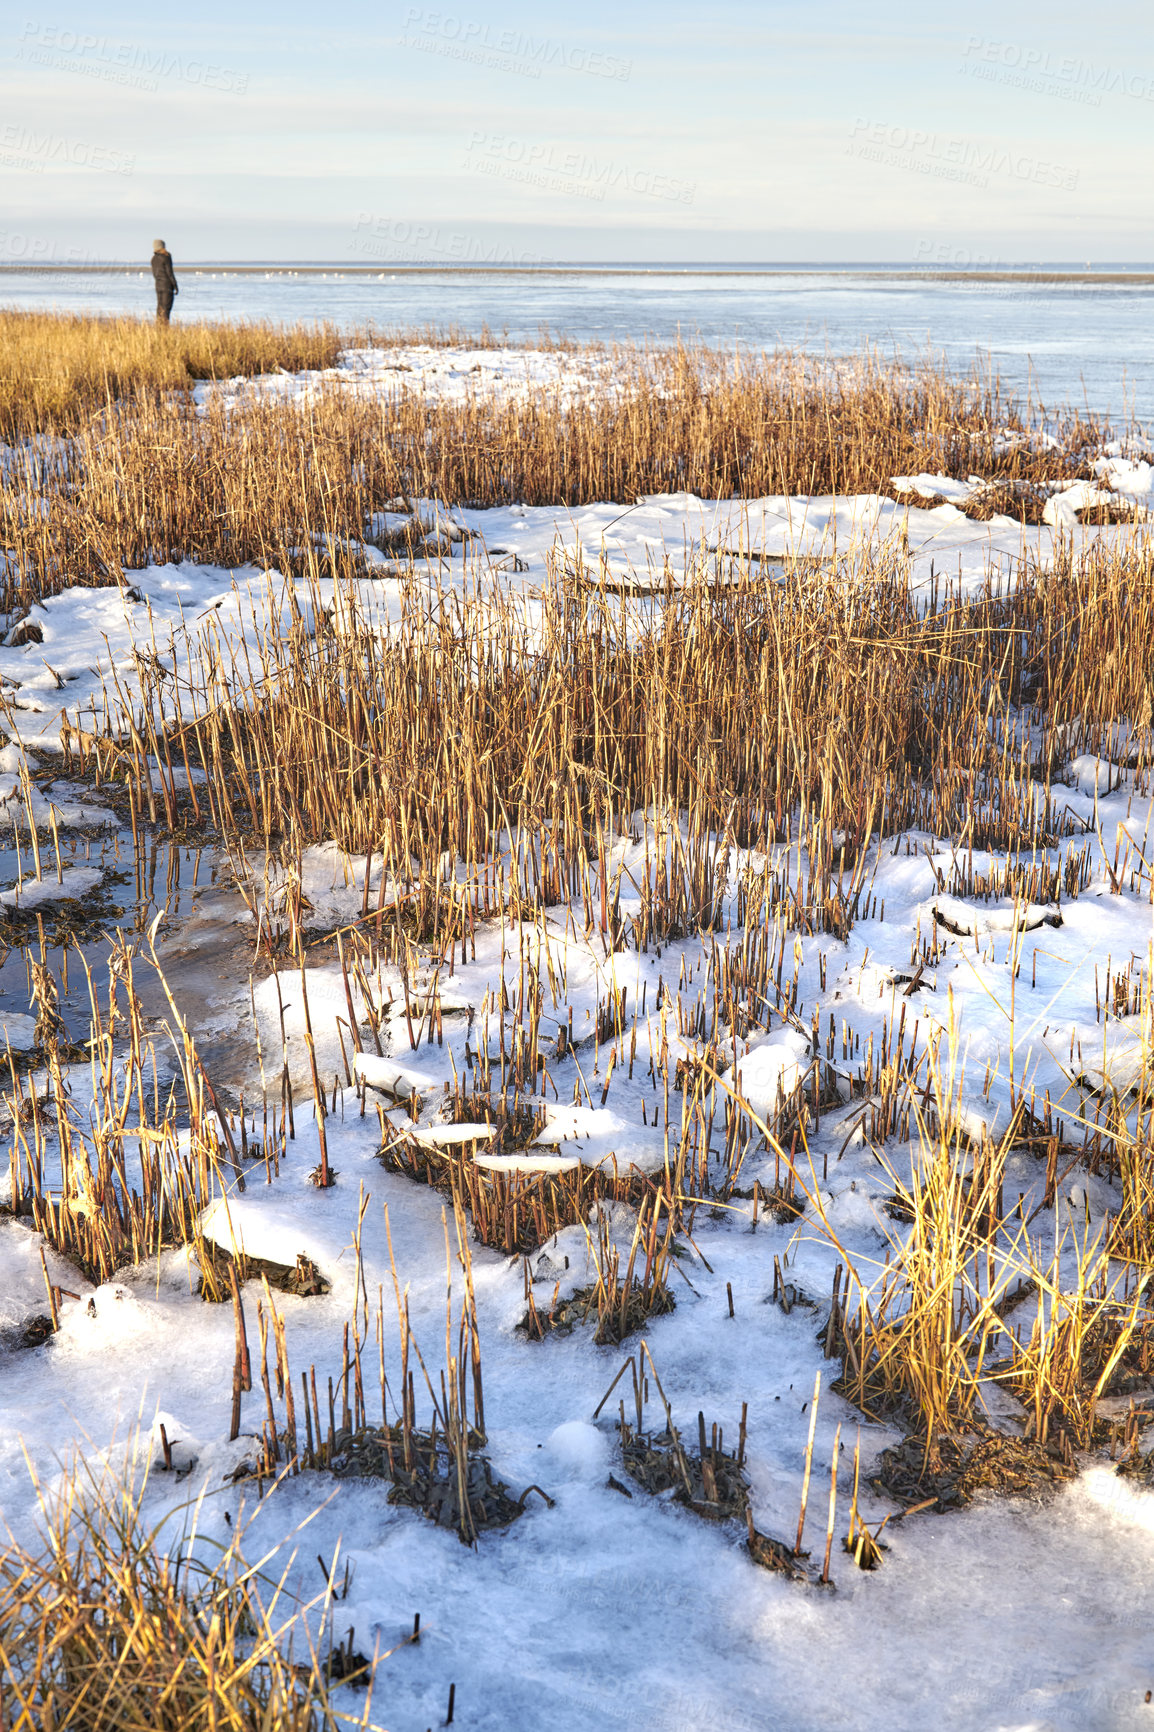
[4,263,1152,425]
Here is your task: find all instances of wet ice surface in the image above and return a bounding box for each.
[0,821,258,1115]
[2,265,1152,421]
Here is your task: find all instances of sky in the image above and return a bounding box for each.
[2,0,1152,264]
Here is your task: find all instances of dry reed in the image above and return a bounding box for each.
[6,324,1154,1534]
[0,1447,388,1730]
[1,327,1114,605]
[0,311,341,438]
[3,937,247,1291]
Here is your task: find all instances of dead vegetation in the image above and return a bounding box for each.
[597,1349,876,1587]
[0,321,1115,607]
[216,1194,553,1547]
[325,1421,533,1535]
[0,310,343,439]
[0,1448,387,1731]
[963,477,1053,523]
[598,1345,750,1520]
[1,938,248,1289]
[43,515,1154,1500]
[620,1417,748,1520]
[16,526,1154,1518]
[812,1058,1154,1490]
[68,538,1154,885]
[380,1122,653,1258]
[871,1428,1077,1511]
[520,1196,677,1343]
[196,1243,331,1300]
[2,323,1154,1700]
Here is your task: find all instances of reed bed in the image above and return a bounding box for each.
[5,326,1154,1586]
[0,311,342,439]
[68,531,1154,1454]
[1,328,1114,606]
[40,530,1154,1485]
[76,542,1154,875]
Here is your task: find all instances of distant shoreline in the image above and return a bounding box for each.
[1,264,1153,285]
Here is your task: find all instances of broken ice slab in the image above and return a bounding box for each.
[410,1123,498,1147]
[474,1151,582,1175]
[352,1052,438,1098]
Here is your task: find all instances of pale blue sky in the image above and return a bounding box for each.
[2,0,1151,261]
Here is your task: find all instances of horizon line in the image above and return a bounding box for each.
[3,261,1154,283]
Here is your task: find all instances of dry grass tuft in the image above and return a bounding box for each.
[963,477,1053,523]
[811,1040,1154,1475]
[520,1194,677,1344]
[0,1450,382,1731]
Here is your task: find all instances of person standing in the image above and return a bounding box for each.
[151,239,178,324]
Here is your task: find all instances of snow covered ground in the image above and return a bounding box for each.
[2,476,1152,760]
[2,346,1154,1731]
[194,341,622,411]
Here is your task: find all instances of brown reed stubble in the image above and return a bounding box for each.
[4,938,251,1293]
[2,338,1106,606]
[82,534,1154,1460]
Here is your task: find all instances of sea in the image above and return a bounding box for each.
[2,261,1152,427]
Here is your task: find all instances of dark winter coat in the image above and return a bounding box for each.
[151,249,178,294]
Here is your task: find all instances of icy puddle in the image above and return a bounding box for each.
[0,818,259,1100]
